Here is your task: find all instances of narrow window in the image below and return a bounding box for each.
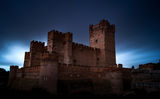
[73,59,76,64]
[97,58,99,61]
[95,39,98,43]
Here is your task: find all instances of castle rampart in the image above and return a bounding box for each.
[89,19,116,66]
[8,20,132,95]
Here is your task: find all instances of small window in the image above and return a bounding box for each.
[73,59,76,64]
[95,39,98,43]
[97,58,99,61]
[43,76,48,81]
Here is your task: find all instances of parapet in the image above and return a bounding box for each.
[72,42,100,52]
[48,30,73,42]
[89,19,115,33]
[23,66,40,73]
[58,63,127,73]
[113,64,117,68]
[10,65,19,72]
[64,32,72,42]
[99,19,110,26]
[118,64,123,69]
[24,52,30,59]
[48,30,63,37]
[139,63,154,70]
[30,40,45,53]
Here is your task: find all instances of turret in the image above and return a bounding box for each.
[47,30,73,64]
[8,66,19,87]
[89,19,116,66]
[30,40,45,53]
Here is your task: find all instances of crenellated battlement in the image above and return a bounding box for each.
[24,52,30,58]
[10,65,19,72]
[48,30,63,37]
[22,66,40,73]
[9,20,160,95]
[89,19,115,34]
[58,63,131,74]
[48,30,72,41]
[31,40,45,46]
[16,67,24,73]
[47,30,73,53]
[99,19,110,26]
[90,19,110,28]
[72,42,100,52]
[30,40,46,53]
[64,32,72,42]
[8,20,137,95]
[89,19,116,66]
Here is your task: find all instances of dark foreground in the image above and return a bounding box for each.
[1,68,160,98]
[1,87,160,98]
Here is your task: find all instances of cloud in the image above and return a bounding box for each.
[116,48,160,68]
[0,43,29,69]
[0,65,10,71]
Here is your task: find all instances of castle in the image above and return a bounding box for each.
[8,20,160,95]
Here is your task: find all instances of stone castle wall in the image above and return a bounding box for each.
[47,30,72,64]
[72,42,100,66]
[24,41,47,67]
[57,64,128,94]
[89,19,116,66]
[8,19,160,95]
[8,20,123,95]
[8,63,126,94]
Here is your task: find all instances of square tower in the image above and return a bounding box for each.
[89,19,116,66]
[47,30,73,64]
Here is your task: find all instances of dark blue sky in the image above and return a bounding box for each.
[0,0,160,70]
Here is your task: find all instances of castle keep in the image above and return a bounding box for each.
[8,20,160,95]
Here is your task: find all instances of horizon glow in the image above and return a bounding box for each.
[0,42,159,71]
[0,44,29,71]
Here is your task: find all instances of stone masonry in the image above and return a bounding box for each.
[8,19,121,95]
[8,19,160,95]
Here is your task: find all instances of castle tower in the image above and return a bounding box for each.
[47,30,73,64]
[89,19,116,66]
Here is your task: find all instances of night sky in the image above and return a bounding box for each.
[0,0,160,70]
